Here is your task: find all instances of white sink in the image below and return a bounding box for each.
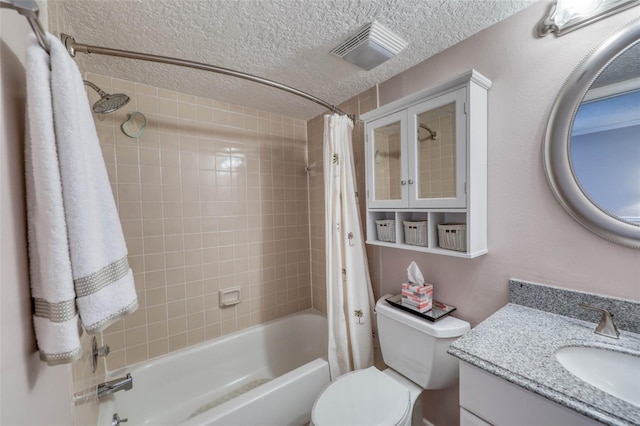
[556,346,640,407]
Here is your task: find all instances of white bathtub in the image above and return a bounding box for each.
[97,310,329,426]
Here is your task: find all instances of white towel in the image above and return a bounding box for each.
[25,34,138,364]
[25,35,82,365]
[48,33,138,332]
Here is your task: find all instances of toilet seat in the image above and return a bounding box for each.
[311,366,412,426]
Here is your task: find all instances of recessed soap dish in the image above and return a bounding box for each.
[219,287,242,308]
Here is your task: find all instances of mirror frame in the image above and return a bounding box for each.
[543,17,640,249]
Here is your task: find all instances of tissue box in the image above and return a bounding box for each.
[402,298,432,312]
[401,282,433,312]
[401,282,433,295]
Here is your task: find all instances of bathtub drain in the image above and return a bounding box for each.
[188,379,272,419]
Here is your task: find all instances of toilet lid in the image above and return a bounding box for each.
[312,367,411,426]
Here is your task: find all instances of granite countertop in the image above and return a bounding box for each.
[448,303,640,426]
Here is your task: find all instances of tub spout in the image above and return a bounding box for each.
[97,374,133,399]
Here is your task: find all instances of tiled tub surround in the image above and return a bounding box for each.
[87,73,311,370]
[449,280,640,426]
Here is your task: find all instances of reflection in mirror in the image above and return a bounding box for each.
[570,43,640,224]
[416,103,456,199]
[374,122,402,201]
[543,17,640,248]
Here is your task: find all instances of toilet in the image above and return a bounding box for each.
[311,295,470,426]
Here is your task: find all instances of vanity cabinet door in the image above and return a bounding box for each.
[460,363,602,426]
[407,87,467,208]
[460,408,492,426]
[366,110,408,208]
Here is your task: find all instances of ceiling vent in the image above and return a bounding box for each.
[331,21,408,71]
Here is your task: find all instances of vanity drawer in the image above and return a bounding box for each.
[460,408,491,426]
[459,363,601,426]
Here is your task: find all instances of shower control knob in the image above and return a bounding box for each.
[91,336,111,373]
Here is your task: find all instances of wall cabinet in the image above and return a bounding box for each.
[361,70,491,258]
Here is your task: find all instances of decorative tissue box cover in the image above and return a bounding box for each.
[401,282,433,297]
[401,282,433,312]
[402,297,432,312]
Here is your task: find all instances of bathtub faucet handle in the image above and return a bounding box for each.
[112,413,128,426]
[91,336,111,373]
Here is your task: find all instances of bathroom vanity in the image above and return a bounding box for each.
[360,70,490,258]
[459,362,602,426]
[449,280,640,426]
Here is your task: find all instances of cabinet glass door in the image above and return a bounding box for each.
[408,88,467,208]
[366,111,407,208]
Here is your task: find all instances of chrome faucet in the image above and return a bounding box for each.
[97,374,133,399]
[112,413,128,426]
[578,303,620,339]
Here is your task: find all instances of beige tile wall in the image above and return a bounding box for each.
[86,73,310,370]
[388,133,402,200]
[417,103,456,199]
[372,123,403,202]
[307,87,382,314]
[373,134,391,200]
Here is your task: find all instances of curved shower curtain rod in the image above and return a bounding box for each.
[2,0,352,119]
[60,34,353,121]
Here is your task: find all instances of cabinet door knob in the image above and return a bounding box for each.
[408,179,414,185]
[401,180,407,185]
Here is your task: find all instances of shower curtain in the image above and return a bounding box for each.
[323,113,375,380]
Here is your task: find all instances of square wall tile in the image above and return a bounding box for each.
[93,73,311,371]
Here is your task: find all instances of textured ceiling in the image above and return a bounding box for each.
[59,0,536,120]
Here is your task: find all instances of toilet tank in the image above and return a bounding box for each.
[375,296,470,389]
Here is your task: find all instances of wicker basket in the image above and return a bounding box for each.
[403,221,428,246]
[375,219,396,242]
[437,223,467,252]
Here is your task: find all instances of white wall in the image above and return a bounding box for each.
[377,2,640,325]
[374,4,640,425]
[0,7,73,426]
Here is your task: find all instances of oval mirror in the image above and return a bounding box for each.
[543,18,640,249]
